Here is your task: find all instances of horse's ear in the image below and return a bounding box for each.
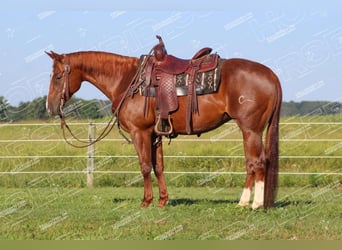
[45,51,63,61]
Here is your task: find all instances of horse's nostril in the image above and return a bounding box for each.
[46,102,56,116]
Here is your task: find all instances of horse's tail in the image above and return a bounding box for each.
[264,77,282,208]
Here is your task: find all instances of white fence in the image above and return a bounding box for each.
[1,122,342,187]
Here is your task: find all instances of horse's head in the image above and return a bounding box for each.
[45,51,81,116]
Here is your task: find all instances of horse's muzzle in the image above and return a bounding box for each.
[46,98,61,117]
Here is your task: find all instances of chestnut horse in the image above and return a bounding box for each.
[46,48,282,209]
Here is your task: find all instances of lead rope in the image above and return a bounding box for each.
[60,115,118,148]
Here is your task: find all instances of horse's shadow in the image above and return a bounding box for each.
[167,198,239,206]
[112,197,239,206]
[168,199,314,208]
[274,199,314,208]
[112,197,314,208]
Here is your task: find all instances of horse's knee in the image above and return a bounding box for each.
[140,163,152,177]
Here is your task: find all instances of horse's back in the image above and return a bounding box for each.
[221,58,280,88]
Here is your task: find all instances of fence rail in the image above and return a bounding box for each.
[1,138,342,143]
[1,171,342,175]
[1,122,342,126]
[1,122,341,186]
[1,155,342,159]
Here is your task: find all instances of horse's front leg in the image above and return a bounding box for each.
[131,130,154,207]
[152,135,169,207]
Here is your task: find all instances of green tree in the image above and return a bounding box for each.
[64,98,111,119]
[0,96,10,121]
[27,96,48,119]
[281,101,300,117]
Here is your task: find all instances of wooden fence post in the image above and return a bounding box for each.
[87,122,96,187]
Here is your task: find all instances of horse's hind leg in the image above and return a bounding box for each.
[238,170,255,207]
[239,128,266,209]
[152,136,169,207]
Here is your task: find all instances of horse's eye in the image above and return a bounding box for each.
[55,73,63,81]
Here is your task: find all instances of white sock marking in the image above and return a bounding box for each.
[252,181,264,209]
[238,188,251,207]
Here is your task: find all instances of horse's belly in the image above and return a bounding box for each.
[172,111,231,135]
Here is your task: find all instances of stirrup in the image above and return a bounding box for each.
[154,114,173,136]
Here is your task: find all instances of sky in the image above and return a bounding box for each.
[1,0,342,105]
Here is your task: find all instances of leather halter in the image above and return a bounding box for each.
[58,59,71,118]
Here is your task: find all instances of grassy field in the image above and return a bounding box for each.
[0,186,341,240]
[0,116,341,239]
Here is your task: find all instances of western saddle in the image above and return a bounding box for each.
[140,35,220,136]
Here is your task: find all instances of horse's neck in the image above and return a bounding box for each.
[72,52,138,101]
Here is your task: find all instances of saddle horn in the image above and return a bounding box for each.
[154,35,167,61]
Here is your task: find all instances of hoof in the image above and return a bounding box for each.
[251,202,263,210]
[237,201,249,207]
[140,199,153,208]
[158,197,169,208]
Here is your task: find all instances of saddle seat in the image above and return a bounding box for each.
[156,47,213,75]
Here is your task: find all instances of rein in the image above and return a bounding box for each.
[58,52,152,148]
[60,115,118,148]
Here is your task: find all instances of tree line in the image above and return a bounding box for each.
[281,101,342,116]
[0,95,341,122]
[0,96,112,122]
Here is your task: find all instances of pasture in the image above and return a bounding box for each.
[1,187,341,239]
[0,115,341,239]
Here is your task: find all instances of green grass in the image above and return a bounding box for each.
[0,186,341,240]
